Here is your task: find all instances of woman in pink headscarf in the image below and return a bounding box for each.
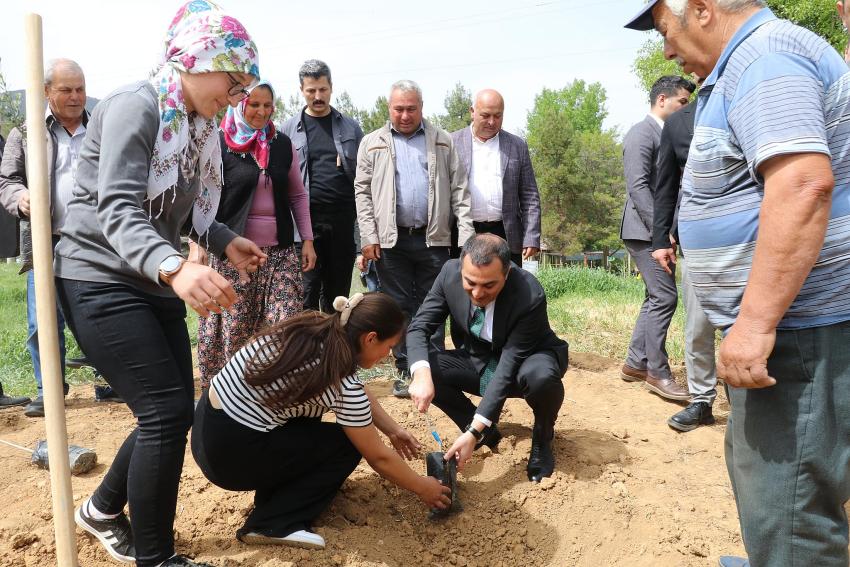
[194,80,316,388]
[54,2,263,566]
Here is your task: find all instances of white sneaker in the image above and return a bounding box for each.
[237,529,325,549]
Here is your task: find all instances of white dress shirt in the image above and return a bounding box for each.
[469,128,503,222]
[50,112,86,234]
[648,113,665,129]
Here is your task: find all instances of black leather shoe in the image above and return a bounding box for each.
[527,436,555,482]
[475,424,502,451]
[0,394,30,408]
[668,401,715,432]
[159,556,213,567]
[24,396,45,418]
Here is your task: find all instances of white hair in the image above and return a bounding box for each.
[390,79,423,104]
[44,58,84,87]
[664,0,765,18]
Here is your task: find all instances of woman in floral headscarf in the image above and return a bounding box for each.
[194,81,317,388]
[53,2,263,566]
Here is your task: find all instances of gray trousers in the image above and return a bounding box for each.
[726,321,850,567]
[680,255,717,404]
[623,239,678,379]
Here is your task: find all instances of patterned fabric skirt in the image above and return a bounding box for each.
[198,244,303,388]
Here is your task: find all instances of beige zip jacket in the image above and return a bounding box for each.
[354,119,474,249]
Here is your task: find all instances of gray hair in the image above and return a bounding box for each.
[298,59,332,86]
[390,80,423,104]
[44,58,84,87]
[664,0,764,18]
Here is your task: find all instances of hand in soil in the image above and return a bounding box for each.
[417,476,452,510]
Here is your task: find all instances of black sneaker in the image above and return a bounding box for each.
[74,499,135,563]
[392,370,411,398]
[159,556,214,566]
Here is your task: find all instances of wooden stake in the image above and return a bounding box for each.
[24,13,79,566]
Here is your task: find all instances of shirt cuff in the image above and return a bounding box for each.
[473,414,492,428]
[409,360,430,375]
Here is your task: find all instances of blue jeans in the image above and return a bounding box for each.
[726,321,850,566]
[26,270,66,395]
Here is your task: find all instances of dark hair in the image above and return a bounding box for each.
[243,293,405,409]
[460,233,511,274]
[649,75,696,106]
[298,59,332,87]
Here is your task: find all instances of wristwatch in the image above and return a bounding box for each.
[465,423,485,442]
[158,255,185,286]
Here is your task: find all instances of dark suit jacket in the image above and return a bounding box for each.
[651,104,695,250]
[620,115,663,241]
[0,134,19,259]
[407,259,568,422]
[451,128,541,254]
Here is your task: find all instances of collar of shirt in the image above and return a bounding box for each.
[45,106,88,136]
[390,121,425,138]
[704,8,777,89]
[648,113,664,129]
[471,125,499,147]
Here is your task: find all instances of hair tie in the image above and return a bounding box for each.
[333,293,365,327]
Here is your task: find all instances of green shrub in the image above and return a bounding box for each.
[537,267,645,300]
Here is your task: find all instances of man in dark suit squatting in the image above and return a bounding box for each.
[407,233,568,482]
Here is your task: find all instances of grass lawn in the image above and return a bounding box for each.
[0,262,697,397]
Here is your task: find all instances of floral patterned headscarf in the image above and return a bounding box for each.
[220,80,276,171]
[148,0,260,238]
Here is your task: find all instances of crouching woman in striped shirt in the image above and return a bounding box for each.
[191,292,451,549]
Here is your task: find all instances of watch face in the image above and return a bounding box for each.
[161,256,181,272]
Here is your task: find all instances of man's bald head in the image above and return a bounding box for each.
[470,89,505,141]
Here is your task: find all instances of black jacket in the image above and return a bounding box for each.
[216,130,295,249]
[651,103,695,250]
[406,259,569,422]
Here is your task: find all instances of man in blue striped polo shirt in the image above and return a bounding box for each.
[626,1,850,566]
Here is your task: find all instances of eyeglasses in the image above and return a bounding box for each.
[226,72,249,100]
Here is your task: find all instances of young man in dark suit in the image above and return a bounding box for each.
[407,233,568,482]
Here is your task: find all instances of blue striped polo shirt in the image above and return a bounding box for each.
[679,8,850,331]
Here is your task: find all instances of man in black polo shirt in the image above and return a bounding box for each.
[281,60,364,313]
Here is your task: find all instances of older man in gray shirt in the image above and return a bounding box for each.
[355,80,474,396]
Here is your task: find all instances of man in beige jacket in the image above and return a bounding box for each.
[355,79,474,396]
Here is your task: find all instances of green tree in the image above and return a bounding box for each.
[360,96,389,134]
[632,0,846,94]
[0,62,23,137]
[429,82,472,132]
[273,93,303,124]
[334,91,360,124]
[525,81,624,254]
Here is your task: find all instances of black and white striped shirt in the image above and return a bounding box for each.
[211,337,373,432]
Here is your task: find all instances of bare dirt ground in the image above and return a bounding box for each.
[0,353,745,566]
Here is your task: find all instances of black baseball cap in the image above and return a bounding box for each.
[624,0,661,31]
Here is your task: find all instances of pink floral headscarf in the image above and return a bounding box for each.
[221,80,276,171]
[148,0,260,239]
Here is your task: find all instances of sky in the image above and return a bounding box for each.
[1,0,657,137]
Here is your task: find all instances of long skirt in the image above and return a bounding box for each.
[198,244,303,388]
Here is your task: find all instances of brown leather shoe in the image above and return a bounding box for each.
[620,364,648,382]
[645,375,690,401]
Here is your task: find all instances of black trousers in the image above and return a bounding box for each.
[56,279,194,567]
[376,231,449,372]
[303,208,357,314]
[191,392,361,535]
[429,348,565,440]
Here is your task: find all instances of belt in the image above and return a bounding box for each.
[398,226,427,235]
[473,220,503,229]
